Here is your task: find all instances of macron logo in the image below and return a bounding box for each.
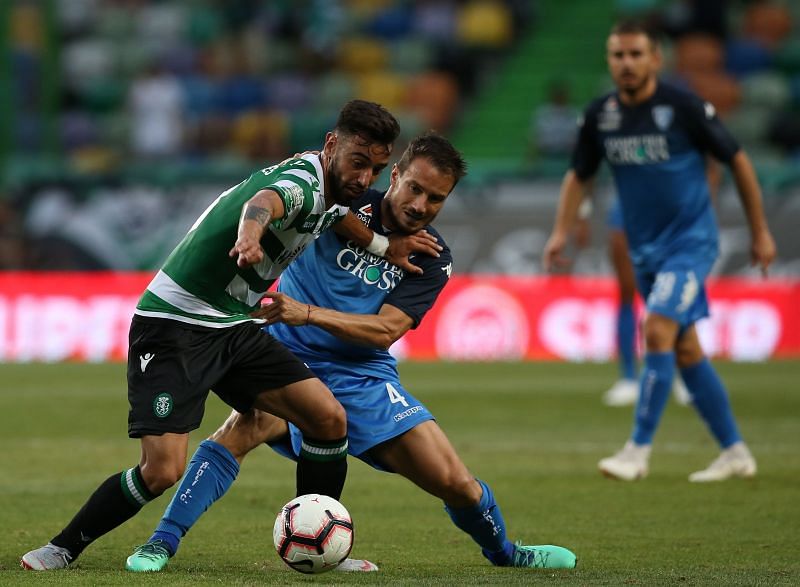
[140,353,155,373]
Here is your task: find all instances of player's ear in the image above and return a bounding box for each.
[390,163,399,185]
[323,132,337,156]
[652,42,663,71]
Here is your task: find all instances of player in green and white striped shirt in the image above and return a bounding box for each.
[21,100,439,572]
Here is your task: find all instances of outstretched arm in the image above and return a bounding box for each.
[335,211,442,275]
[728,150,777,275]
[229,189,286,267]
[255,291,413,350]
[542,170,592,272]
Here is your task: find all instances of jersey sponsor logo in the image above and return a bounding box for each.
[139,352,155,373]
[652,105,674,131]
[153,392,173,418]
[337,242,404,291]
[356,203,373,225]
[604,134,670,165]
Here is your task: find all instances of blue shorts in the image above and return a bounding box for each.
[606,199,623,231]
[269,358,434,472]
[635,254,714,328]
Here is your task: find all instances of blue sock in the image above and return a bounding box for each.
[150,440,240,556]
[680,359,742,448]
[444,479,514,566]
[618,302,637,380]
[632,352,675,445]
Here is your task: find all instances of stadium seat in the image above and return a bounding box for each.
[775,39,800,75]
[725,39,773,77]
[355,71,408,112]
[740,72,790,109]
[724,105,773,145]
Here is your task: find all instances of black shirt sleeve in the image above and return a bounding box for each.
[681,92,740,163]
[383,232,452,329]
[570,102,603,180]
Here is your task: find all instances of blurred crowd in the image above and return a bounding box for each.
[8,0,531,176]
[531,0,800,164]
[3,0,800,271]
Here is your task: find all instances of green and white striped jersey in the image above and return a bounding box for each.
[135,154,348,327]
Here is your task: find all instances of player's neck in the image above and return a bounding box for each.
[318,152,334,208]
[618,77,658,107]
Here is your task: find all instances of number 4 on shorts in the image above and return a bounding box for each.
[386,383,408,407]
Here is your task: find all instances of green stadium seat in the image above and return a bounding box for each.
[724,105,773,145]
[740,72,791,109]
[774,39,800,75]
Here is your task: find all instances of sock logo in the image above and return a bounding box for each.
[140,353,155,373]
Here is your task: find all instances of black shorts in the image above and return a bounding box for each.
[127,316,314,438]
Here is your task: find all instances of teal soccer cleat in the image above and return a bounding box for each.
[125,540,171,572]
[512,542,577,569]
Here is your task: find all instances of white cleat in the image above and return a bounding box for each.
[602,379,639,407]
[672,377,692,406]
[598,441,651,481]
[689,442,757,482]
[20,543,73,571]
[336,558,378,573]
[336,557,379,572]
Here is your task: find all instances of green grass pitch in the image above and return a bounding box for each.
[2,361,799,586]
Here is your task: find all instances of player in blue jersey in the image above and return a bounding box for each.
[602,198,691,407]
[543,21,776,482]
[125,132,577,573]
[20,100,444,572]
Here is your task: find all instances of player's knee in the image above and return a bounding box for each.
[213,411,274,460]
[309,398,347,439]
[139,461,184,495]
[439,472,481,508]
[643,315,677,352]
[675,341,704,368]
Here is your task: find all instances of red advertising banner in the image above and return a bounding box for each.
[1,273,798,362]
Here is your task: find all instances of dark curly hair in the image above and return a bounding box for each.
[334,100,401,146]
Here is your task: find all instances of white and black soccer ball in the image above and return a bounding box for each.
[272,494,354,574]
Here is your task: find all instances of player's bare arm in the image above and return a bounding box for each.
[335,211,442,275]
[728,150,777,275]
[543,170,592,272]
[228,189,286,268]
[254,291,413,350]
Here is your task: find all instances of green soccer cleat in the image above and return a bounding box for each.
[512,542,577,569]
[125,540,171,572]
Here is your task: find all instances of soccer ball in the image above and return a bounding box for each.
[272,494,354,574]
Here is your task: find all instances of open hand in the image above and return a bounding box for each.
[385,230,442,275]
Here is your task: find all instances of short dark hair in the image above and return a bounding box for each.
[610,20,661,48]
[396,131,468,188]
[335,99,401,146]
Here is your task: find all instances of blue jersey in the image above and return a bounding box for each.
[268,189,453,373]
[572,82,739,272]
